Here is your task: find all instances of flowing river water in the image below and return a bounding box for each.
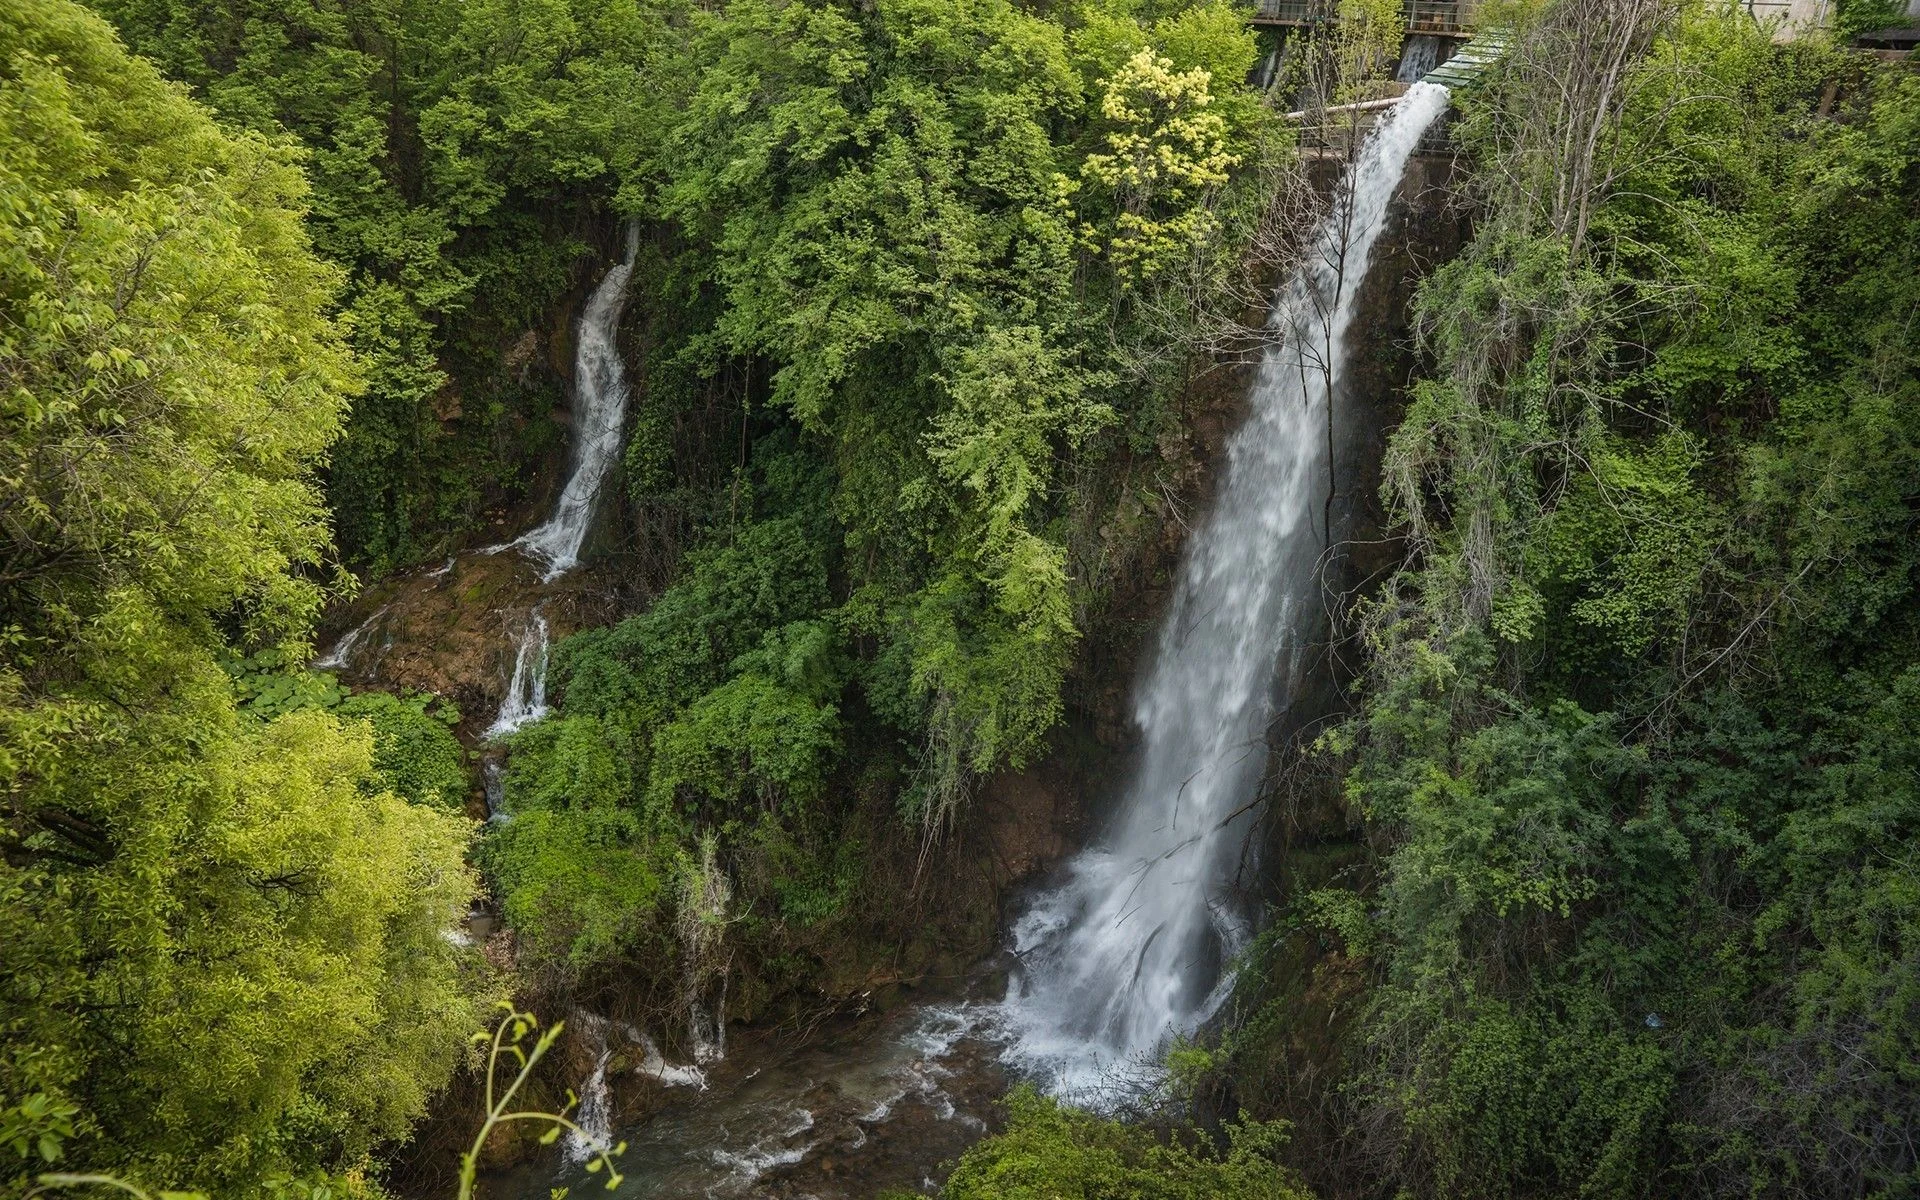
[453,86,1452,1199]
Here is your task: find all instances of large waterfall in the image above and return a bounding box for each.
[513,223,642,580]
[999,84,1452,1098]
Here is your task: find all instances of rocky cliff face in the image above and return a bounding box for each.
[320,551,623,743]
[1220,148,1469,1164]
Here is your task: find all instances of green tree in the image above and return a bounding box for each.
[0,4,491,1190]
[92,0,672,571]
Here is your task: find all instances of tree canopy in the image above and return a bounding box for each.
[0,2,490,1190]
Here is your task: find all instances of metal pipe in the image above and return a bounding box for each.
[1280,96,1404,121]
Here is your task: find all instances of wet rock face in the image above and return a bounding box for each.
[316,547,624,744]
[1334,151,1469,596]
[976,766,1079,890]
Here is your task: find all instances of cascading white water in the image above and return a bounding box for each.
[1396,34,1446,84]
[513,222,642,581]
[485,609,550,739]
[566,1013,616,1166]
[999,84,1452,1099]
[480,226,639,737]
[313,604,388,672]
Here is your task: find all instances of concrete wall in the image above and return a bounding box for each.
[1738,0,1831,39]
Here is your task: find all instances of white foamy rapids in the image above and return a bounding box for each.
[701,1003,986,1194]
[998,84,1451,1101]
[485,609,550,739]
[566,1013,616,1166]
[531,1001,990,1199]
[513,223,641,581]
[312,605,388,671]
[634,1031,708,1090]
[710,1107,813,1176]
[852,1003,986,1128]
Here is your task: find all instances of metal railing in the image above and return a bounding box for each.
[1253,0,1479,33]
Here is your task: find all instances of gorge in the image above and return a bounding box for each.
[472,79,1457,1198]
[7,2,1918,1199]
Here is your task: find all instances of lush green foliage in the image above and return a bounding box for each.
[0,4,490,1191]
[486,0,1277,977]
[484,483,837,966]
[1251,7,1920,1198]
[92,0,671,571]
[936,1086,1311,1200]
[28,0,1920,1196]
[76,0,1280,993]
[649,0,1264,799]
[226,651,470,807]
[338,691,470,809]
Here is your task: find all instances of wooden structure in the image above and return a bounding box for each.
[1253,0,1479,35]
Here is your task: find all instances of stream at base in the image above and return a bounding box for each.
[477,85,1451,1200]
[484,987,1009,1200]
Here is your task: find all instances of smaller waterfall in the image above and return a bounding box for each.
[565,1011,709,1166]
[513,223,642,581]
[481,758,510,824]
[634,1028,708,1089]
[1254,46,1280,91]
[312,605,388,671]
[679,834,732,1065]
[688,982,727,1066]
[485,610,550,739]
[566,1013,616,1165]
[1396,35,1446,84]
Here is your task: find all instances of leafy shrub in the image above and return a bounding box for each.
[337,691,468,809]
[941,1087,1311,1200]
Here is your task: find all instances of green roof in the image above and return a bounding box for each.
[1423,29,1512,88]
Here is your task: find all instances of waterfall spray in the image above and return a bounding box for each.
[999,84,1452,1099]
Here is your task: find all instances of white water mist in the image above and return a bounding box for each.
[999,84,1451,1099]
[514,223,641,580]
